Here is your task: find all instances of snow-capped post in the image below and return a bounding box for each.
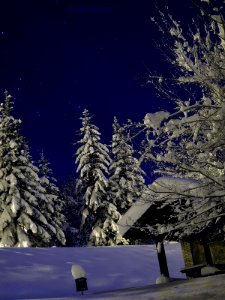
[71,265,88,295]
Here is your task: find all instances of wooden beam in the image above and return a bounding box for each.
[155,239,170,278]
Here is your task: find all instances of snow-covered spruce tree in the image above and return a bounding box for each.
[0,92,65,247]
[109,117,145,214]
[89,202,128,246]
[37,151,66,246]
[87,117,146,246]
[140,1,225,240]
[75,109,111,245]
[61,176,83,246]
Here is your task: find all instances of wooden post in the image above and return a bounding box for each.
[155,239,170,278]
[202,241,213,266]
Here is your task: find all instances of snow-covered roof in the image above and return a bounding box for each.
[117,199,152,236]
[118,176,203,236]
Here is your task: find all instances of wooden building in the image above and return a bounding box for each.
[118,177,225,279]
[118,196,177,281]
[180,240,225,277]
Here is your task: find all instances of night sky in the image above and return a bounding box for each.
[0,0,197,184]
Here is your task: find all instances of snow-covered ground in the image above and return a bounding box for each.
[0,243,185,299]
[86,274,225,299]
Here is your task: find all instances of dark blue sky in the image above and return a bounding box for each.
[0,0,197,184]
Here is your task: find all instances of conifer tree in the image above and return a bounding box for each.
[37,151,66,245]
[89,202,128,246]
[61,176,83,246]
[88,117,146,246]
[0,92,65,247]
[109,117,145,214]
[75,109,110,245]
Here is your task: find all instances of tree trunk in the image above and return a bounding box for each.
[155,239,169,277]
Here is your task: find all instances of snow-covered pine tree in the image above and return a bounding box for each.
[109,117,145,214]
[61,176,83,246]
[88,117,146,246]
[88,118,146,246]
[0,92,65,247]
[37,151,66,246]
[75,109,110,245]
[89,202,128,246]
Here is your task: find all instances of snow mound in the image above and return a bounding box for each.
[155,274,170,284]
[201,265,219,276]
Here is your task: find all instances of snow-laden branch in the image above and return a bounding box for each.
[124,2,225,241]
